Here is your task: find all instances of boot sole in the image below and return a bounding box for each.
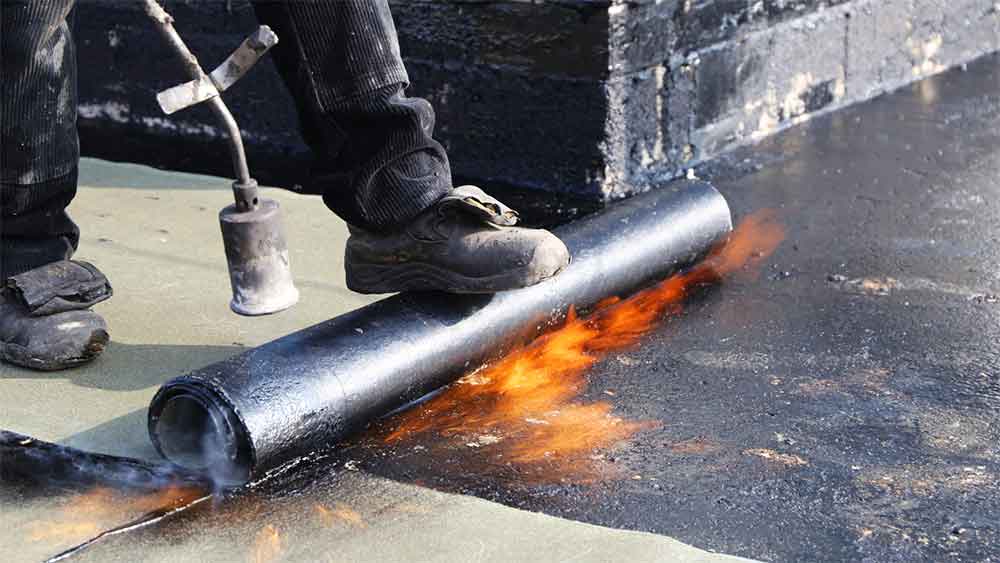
[0,329,110,371]
[346,257,566,295]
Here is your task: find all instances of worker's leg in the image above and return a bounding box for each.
[1,0,110,370]
[1,0,81,280]
[252,0,570,293]
[249,0,449,232]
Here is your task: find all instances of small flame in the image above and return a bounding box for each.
[28,521,102,543]
[250,524,283,563]
[384,210,784,480]
[315,504,367,528]
[122,485,206,513]
[25,486,205,544]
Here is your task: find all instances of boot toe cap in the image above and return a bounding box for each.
[4,311,109,371]
[526,232,571,283]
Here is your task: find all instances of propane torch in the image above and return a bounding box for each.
[143,0,298,316]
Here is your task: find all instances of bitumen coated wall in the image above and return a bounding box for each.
[75,1,1000,201]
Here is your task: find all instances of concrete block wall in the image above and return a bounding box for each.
[74,1,1000,201]
[604,0,1000,199]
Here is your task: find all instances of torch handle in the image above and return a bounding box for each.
[142,0,255,191]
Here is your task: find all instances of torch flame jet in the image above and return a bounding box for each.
[25,486,205,544]
[384,210,784,480]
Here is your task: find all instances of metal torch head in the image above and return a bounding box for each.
[219,181,299,316]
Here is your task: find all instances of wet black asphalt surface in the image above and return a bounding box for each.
[256,55,1000,562]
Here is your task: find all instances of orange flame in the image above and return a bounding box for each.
[26,485,205,543]
[315,504,368,528]
[251,524,283,563]
[122,485,206,513]
[383,210,784,480]
[28,520,102,543]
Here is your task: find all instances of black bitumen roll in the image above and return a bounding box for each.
[147,180,733,483]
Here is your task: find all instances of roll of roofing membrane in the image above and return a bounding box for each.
[148,180,733,484]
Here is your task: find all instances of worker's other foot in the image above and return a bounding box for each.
[0,260,112,371]
[345,186,570,294]
[0,301,109,371]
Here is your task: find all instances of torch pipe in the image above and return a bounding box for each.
[206,97,253,190]
[147,181,734,484]
[142,0,252,186]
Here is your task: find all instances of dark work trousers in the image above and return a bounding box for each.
[1,0,452,280]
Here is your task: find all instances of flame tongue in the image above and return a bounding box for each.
[25,485,206,545]
[251,524,283,563]
[384,210,784,480]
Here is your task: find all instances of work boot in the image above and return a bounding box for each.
[0,261,112,371]
[345,186,570,294]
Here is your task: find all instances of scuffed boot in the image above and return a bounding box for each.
[0,301,109,371]
[345,186,570,294]
[0,261,112,371]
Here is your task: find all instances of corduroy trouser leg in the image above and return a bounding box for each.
[1,0,451,280]
[251,0,453,231]
[0,0,80,281]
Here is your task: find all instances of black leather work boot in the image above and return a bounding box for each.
[345,186,570,294]
[0,261,112,371]
[0,300,109,371]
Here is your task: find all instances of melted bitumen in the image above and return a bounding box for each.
[251,54,1000,562]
